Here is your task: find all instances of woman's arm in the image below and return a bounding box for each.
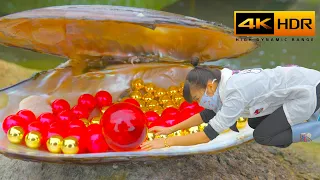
[170,113,203,132]
[167,131,210,146]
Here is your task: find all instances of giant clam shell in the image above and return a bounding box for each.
[0,5,256,164]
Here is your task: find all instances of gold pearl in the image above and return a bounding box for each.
[168,130,183,137]
[155,134,167,139]
[198,123,208,131]
[143,93,154,103]
[91,116,101,125]
[179,82,184,88]
[154,88,166,98]
[153,106,163,115]
[147,100,158,110]
[61,136,79,154]
[141,107,149,113]
[164,101,176,108]
[167,86,179,97]
[7,126,24,144]
[159,95,171,105]
[236,120,247,129]
[46,135,63,153]
[25,131,42,149]
[146,132,155,141]
[101,106,110,114]
[131,78,144,91]
[130,91,142,100]
[144,83,156,94]
[188,126,200,134]
[172,94,183,104]
[80,118,90,127]
[135,99,145,108]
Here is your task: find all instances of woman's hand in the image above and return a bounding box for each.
[149,126,173,135]
[140,138,165,150]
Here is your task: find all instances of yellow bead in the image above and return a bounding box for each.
[91,116,101,125]
[154,88,166,98]
[131,78,144,91]
[144,83,156,94]
[168,130,183,137]
[153,106,163,115]
[167,86,179,97]
[61,136,79,154]
[80,118,90,127]
[159,95,171,105]
[146,132,155,141]
[155,134,167,139]
[179,82,184,88]
[7,126,24,144]
[143,93,154,103]
[101,106,110,114]
[164,101,176,108]
[130,91,142,100]
[136,99,145,108]
[198,123,208,131]
[25,131,42,149]
[238,117,248,122]
[141,107,149,113]
[147,100,158,110]
[188,126,200,134]
[172,94,183,104]
[46,135,63,153]
[236,120,247,129]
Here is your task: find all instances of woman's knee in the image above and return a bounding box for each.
[253,129,272,145]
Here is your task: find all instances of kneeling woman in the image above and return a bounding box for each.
[141,60,320,150]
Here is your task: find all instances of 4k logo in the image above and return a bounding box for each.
[238,18,272,30]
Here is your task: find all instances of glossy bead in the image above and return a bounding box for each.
[172,94,183,104]
[164,101,176,108]
[2,115,25,134]
[51,99,70,114]
[101,102,147,152]
[95,90,113,109]
[131,78,144,91]
[161,107,179,118]
[16,110,36,124]
[145,111,160,127]
[154,88,166,98]
[140,107,149,113]
[143,93,154,103]
[25,131,42,149]
[90,116,101,125]
[71,105,90,119]
[124,98,140,107]
[80,118,90,127]
[159,95,171,105]
[160,115,180,127]
[146,132,155,141]
[27,121,45,139]
[130,91,142,100]
[198,123,208,131]
[67,127,88,153]
[101,106,111,114]
[69,119,86,130]
[179,108,198,122]
[37,113,57,129]
[155,134,167,139]
[168,130,183,137]
[87,124,102,135]
[147,100,158,110]
[136,99,145,108]
[61,136,79,154]
[46,135,63,153]
[188,126,200,134]
[144,83,156,94]
[153,106,163,115]
[167,86,179,97]
[78,94,97,112]
[87,133,108,153]
[7,126,24,144]
[236,119,247,129]
[179,101,198,111]
[56,110,76,124]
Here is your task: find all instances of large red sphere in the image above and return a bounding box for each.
[101,103,147,152]
[2,115,26,133]
[51,99,70,114]
[16,110,36,124]
[78,94,97,112]
[123,98,140,107]
[95,91,113,109]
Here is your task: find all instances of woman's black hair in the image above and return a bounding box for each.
[183,57,221,103]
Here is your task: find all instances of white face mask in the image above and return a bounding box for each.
[199,79,222,112]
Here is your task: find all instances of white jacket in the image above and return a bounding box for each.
[208,66,320,133]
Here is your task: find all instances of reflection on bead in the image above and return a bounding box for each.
[168,130,183,137]
[167,86,179,97]
[198,123,208,131]
[145,83,156,94]
[136,99,145,108]
[80,118,90,127]
[130,91,142,100]
[164,101,176,108]
[91,117,101,124]
[46,135,63,153]
[143,93,154,103]
[147,132,155,141]
[101,106,110,114]
[155,134,167,139]
[159,95,171,105]
[154,88,166,98]
[61,136,79,154]
[172,94,183,104]
[147,100,158,110]
[131,78,144,91]
[7,126,24,144]
[236,120,247,129]
[141,107,149,113]
[153,106,163,115]
[25,131,42,149]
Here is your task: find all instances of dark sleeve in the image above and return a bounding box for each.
[200,109,216,123]
[203,124,219,140]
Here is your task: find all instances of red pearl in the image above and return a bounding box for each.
[49,122,68,137]
[27,121,43,133]
[2,115,26,133]
[101,103,147,152]
[51,99,70,114]
[123,98,140,107]
[69,119,86,130]
[71,105,89,119]
[37,112,57,130]
[95,91,112,109]
[180,108,197,122]
[78,94,97,112]
[87,124,102,135]
[68,127,88,153]
[87,133,109,153]
[160,114,180,127]
[179,101,198,111]
[16,110,36,124]
[161,107,179,117]
[145,111,160,128]
[56,110,76,124]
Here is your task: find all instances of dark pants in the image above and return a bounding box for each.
[249,83,320,148]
